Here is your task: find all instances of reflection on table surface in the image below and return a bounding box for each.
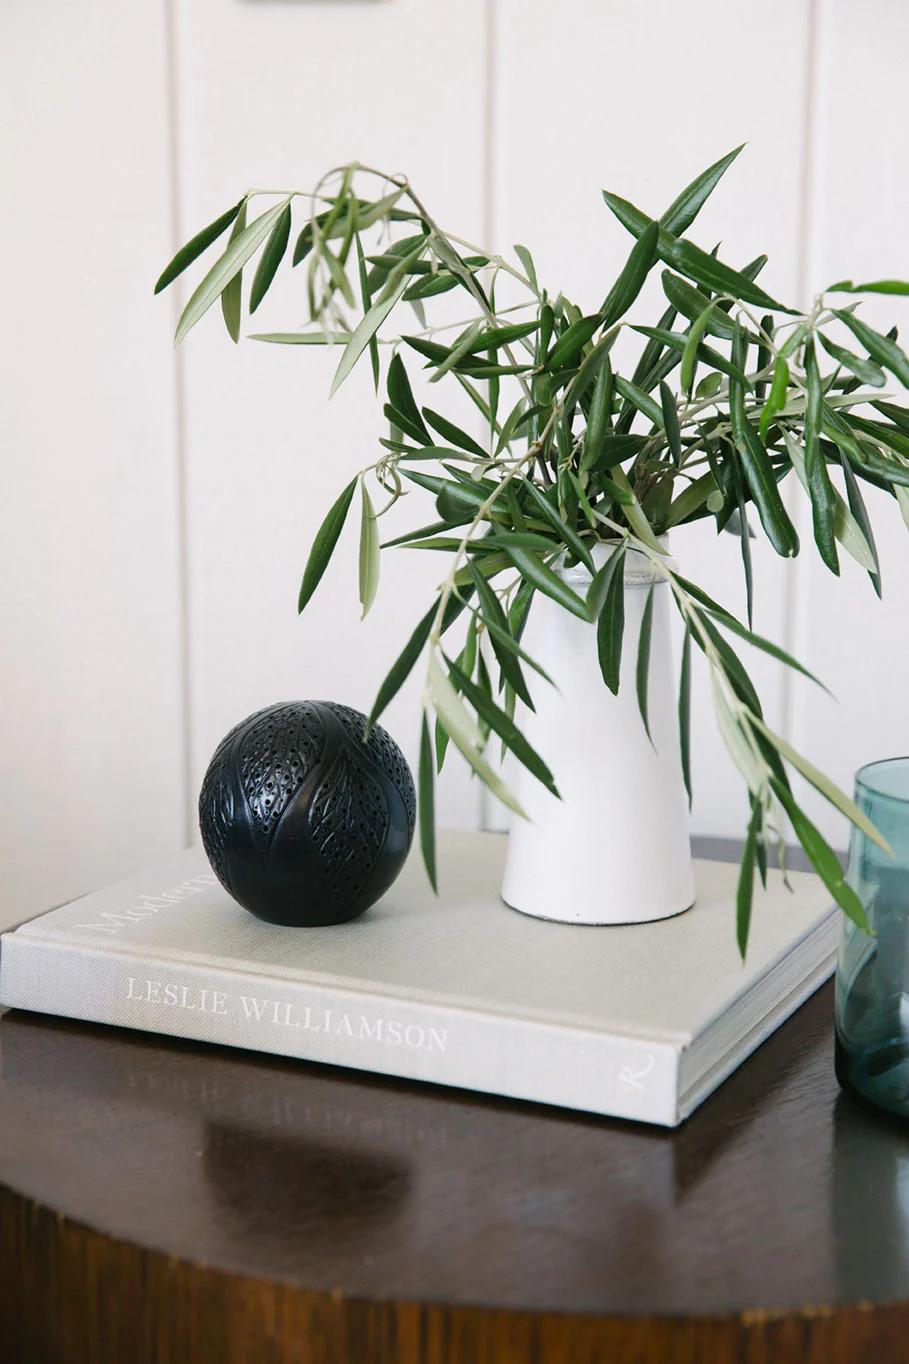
[0,986,906,1316]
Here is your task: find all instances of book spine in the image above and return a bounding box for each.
[0,934,682,1125]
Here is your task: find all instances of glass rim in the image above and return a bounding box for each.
[855,756,909,806]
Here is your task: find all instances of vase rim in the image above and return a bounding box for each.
[559,536,671,590]
[855,755,909,807]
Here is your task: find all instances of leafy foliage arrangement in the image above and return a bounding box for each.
[157,146,909,950]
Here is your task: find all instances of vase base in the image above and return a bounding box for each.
[500,891,695,928]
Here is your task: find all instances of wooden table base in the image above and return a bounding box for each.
[3,1190,906,1364]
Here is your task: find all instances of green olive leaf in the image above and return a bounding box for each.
[771,779,873,932]
[635,583,655,740]
[418,714,438,891]
[593,546,626,694]
[427,655,527,818]
[601,191,792,313]
[660,145,745,237]
[758,357,790,440]
[834,310,909,388]
[155,198,245,294]
[358,481,381,618]
[804,339,839,574]
[678,628,692,805]
[444,652,559,797]
[297,477,357,613]
[175,198,293,345]
[249,202,292,314]
[736,805,760,958]
[503,546,590,621]
[600,220,659,328]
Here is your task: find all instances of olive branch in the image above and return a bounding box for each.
[156,145,909,952]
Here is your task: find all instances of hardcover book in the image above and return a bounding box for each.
[0,831,836,1126]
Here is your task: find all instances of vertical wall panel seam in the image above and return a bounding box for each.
[778,0,823,756]
[479,0,500,834]
[163,0,195,846]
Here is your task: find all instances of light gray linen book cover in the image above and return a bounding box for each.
[0,831,835,1126]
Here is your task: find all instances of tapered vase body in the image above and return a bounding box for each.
[501,545,695,925]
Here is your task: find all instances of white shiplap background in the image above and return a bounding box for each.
[3,0,908,928]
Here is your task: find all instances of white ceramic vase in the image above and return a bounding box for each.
[501,543,695,925]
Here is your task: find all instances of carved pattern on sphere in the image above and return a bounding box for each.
[198,700,416,926]
[238,703,325,854]
[199,717,247,891]
[308,752,389,906]
[323,702,416,834]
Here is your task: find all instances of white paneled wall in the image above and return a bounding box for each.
[1,2,186,926]
[786,0,909,834]
[171,0,487,837]
[3,0,908,927]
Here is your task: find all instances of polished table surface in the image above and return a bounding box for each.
[1,977,908,1364]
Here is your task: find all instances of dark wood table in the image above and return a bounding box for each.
[1,978,908,1364]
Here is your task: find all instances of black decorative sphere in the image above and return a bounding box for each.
[199,701,416,927]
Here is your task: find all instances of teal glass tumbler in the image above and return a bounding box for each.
[835,757,909,1117]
